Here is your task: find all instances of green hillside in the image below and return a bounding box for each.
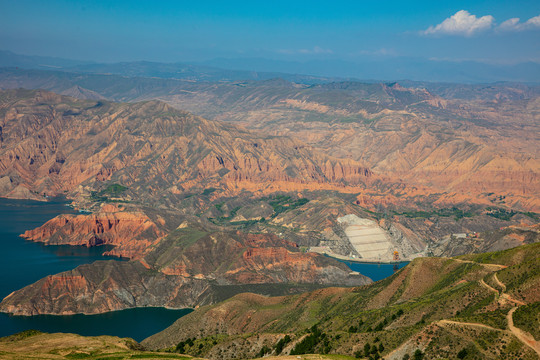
[143,243,540,360]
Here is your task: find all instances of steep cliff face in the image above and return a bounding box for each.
[151,80,540,212]
[0,261,211,315]
[20,204,166,259]
[0,227,371,315]
[0,89,374,205]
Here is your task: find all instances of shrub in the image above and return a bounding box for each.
[274,335,291,355]
[457,348,468,359]
[290,325,326,355]
[257,345,271,357]
[364,342,371,357]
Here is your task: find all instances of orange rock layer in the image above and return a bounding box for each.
[0,89,374,205]
[21,206,165,259]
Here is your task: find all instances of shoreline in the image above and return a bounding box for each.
[315,251,410,265]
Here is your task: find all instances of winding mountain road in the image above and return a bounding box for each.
[448,262,539,357]
[507,307,540,355]
[387,259,539,359]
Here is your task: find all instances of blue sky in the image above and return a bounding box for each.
[1,0,539,64]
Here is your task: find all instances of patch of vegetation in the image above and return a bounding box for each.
[456,293,495,318]
[460,242,539,267]
[427,262,483,295]
[208,205,242,226]
[168,228,208,248]
[229,219,263,229]
[457,308,509,330]
[513,302,540,339]
[290,325,331,355]
[89,191,108,202]
[202,187,217,196]
[394,207,474,221]
[265,194,309,219]
[522,211,539,220]
[354,341,386,359]
[485,207,516,221]
[101,183,128,196]
[208,194,309,229]
[273,334,291,355]
[175,338,195,354]
[89,183,128,203]
[257,345,271,357]
[214,202,224,211]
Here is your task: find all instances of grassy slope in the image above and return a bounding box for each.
[142,243,540,360]
[0,330,192,360]
[1,244,538,359]
[0,331,355,360]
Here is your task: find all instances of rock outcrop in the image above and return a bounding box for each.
[1,74,538,211]
[0,89,374,206]
[142,243,540,360]
[20,204,166,259]
[0,228,371,315]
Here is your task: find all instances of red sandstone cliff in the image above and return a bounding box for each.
[1,228,371,315]
[21,204,166,259]
[0,89,374,206]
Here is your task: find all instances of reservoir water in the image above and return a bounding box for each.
[0,198,191,341]
[337,259,409,281]
[0,198,407,342]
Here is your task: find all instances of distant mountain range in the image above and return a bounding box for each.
[2,49,540,83]
[0,50,338,84]
[199,57,540,84]
[0,68,538,212]
[0,50,538,356]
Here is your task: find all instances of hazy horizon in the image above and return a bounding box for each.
[2,0,540,82]
[2,0,539,64]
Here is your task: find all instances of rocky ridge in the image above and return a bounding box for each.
[2,71,538,211]
[0,89,375,206]
[21,204,167,259]
[0,227,371,315]
[142,242,540,360]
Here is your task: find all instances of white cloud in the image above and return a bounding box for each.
[300,46,333,54]
[527,15,540,28]
[278,46,333,55]
[498,15,540,31]
[423,10,494,37]
[499,18,520,31]
[358,48,397,56]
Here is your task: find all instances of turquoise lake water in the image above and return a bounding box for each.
[0,198,407,342]
[0,198,191,341]
[337,259,409,281]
